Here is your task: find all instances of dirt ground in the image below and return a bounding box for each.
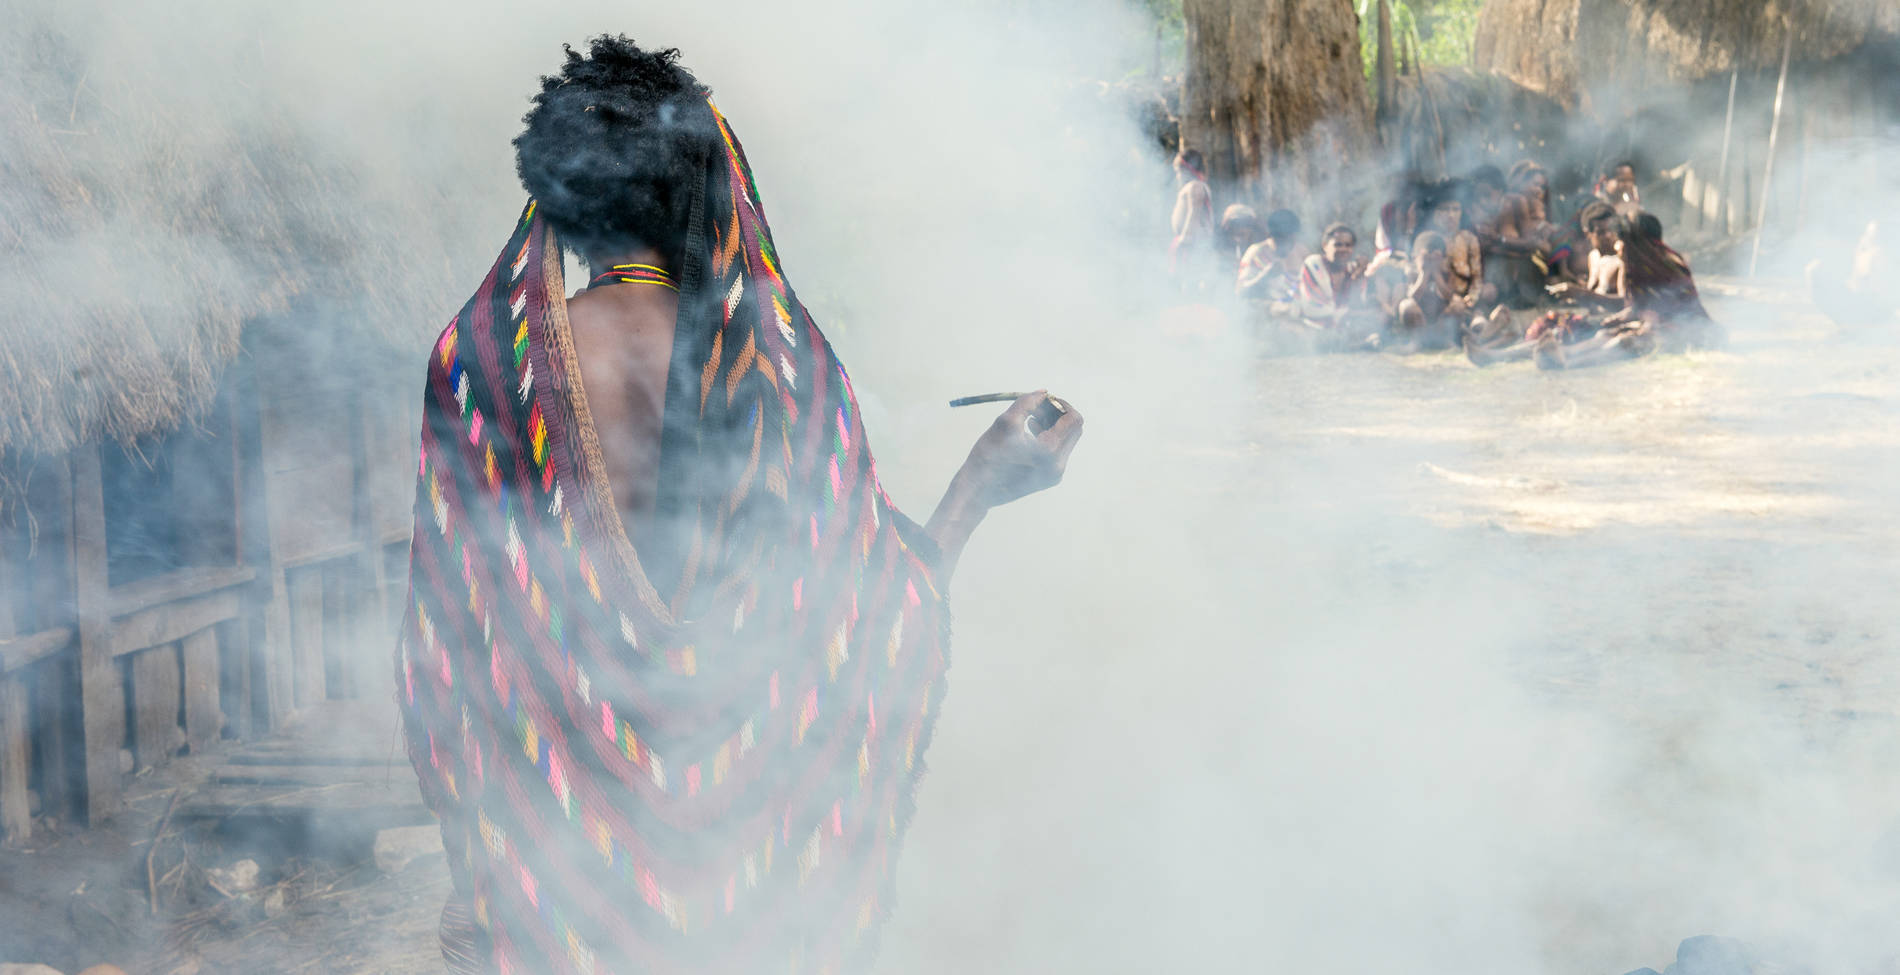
[4,277,1896,974]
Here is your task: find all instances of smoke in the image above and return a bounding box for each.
[6,0,1900,972]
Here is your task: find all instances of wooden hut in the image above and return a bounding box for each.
[0,65,459,844]
[1470,0,1900,244]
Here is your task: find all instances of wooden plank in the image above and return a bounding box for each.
[72,447,124,824]
[181,627,221,752]
[108,565,256,620]
[0,627,76,675]
[176,782,429,824]
[289,569,326,708]
[130,644,182,773]
[227,752,405,768]
[110,589,242,658]
[214,763,408,786]
[1,677,29,847]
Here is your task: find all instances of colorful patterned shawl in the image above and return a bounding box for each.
[1623,238,1712,326]
[398,98,951,974]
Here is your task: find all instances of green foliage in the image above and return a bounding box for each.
[1136,0,1182,26]
[1358,0,1483,78]
[1127,0,1185,79]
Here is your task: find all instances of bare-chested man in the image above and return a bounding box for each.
[1507,160,1559,252]
[1237,208,1308,313]
[1473,211,1718,369]
[1469,164,1546,307]
[1394,230,1499,351]
[1423,188,1498,325]
[1171,148,1216,290]
[1545,200,1624,312]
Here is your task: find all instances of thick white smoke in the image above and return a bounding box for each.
[6,0,1900,972]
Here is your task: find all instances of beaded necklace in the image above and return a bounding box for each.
[588,263,679,292]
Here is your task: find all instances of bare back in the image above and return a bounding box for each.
[564,283,679,544]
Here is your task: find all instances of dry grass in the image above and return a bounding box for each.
[0,47,462,457]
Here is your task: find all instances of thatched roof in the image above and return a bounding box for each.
[1473,0,1900,107]
[0,23,466,457]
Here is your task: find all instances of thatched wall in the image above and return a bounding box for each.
[1387,67,1583,182]
[1474,0,1900,107]
[0,16,464,458]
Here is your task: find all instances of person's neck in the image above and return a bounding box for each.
[587,246,671,279]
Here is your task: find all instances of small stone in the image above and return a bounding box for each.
[373,825,443,874]
[206,859,260,893]
[116,749,133,774]
[0,964,67,975]
[262,888,287,918]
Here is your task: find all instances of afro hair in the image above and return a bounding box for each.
[514,36,717,263]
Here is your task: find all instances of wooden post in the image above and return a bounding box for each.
[130,644,182,772]
[349,398,392,701]
[1750,30,1795,277]
[181,626,221,752]
[1795,106,1812,235]
[1709,68,1738,232]
[231,357,292,731]
[0,677,26,846]
[0,526,29,845]
[216,618,251,740]
[32,459,75,822]
[72,446,123,824]
[289,568,325,707]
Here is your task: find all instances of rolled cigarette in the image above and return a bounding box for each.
[948,392,1033,408]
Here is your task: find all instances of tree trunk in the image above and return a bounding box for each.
[1180,0,1374,217]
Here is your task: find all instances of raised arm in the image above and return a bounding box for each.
[924,392,1084,581]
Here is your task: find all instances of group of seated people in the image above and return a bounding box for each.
[1176,154,1725,370]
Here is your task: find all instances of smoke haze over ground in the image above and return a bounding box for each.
[5,0,1900,972]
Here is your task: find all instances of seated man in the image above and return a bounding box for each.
[1373,179,1430,261]
[1596,160,1642,215]
[1808,219,1898,326]
[1220,204,1265,276]
[1362,194,1423,335]
[1468,164,1545,307]
[1475,212,1719,369]
[1237,208,1308,314]
[1394,231,1466,350]
[1607,211,1722,350]
[1295,223,1384,350]
[1422,187,1504,337]
[1544,200,1624,312]
[1506,160,1559,253]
